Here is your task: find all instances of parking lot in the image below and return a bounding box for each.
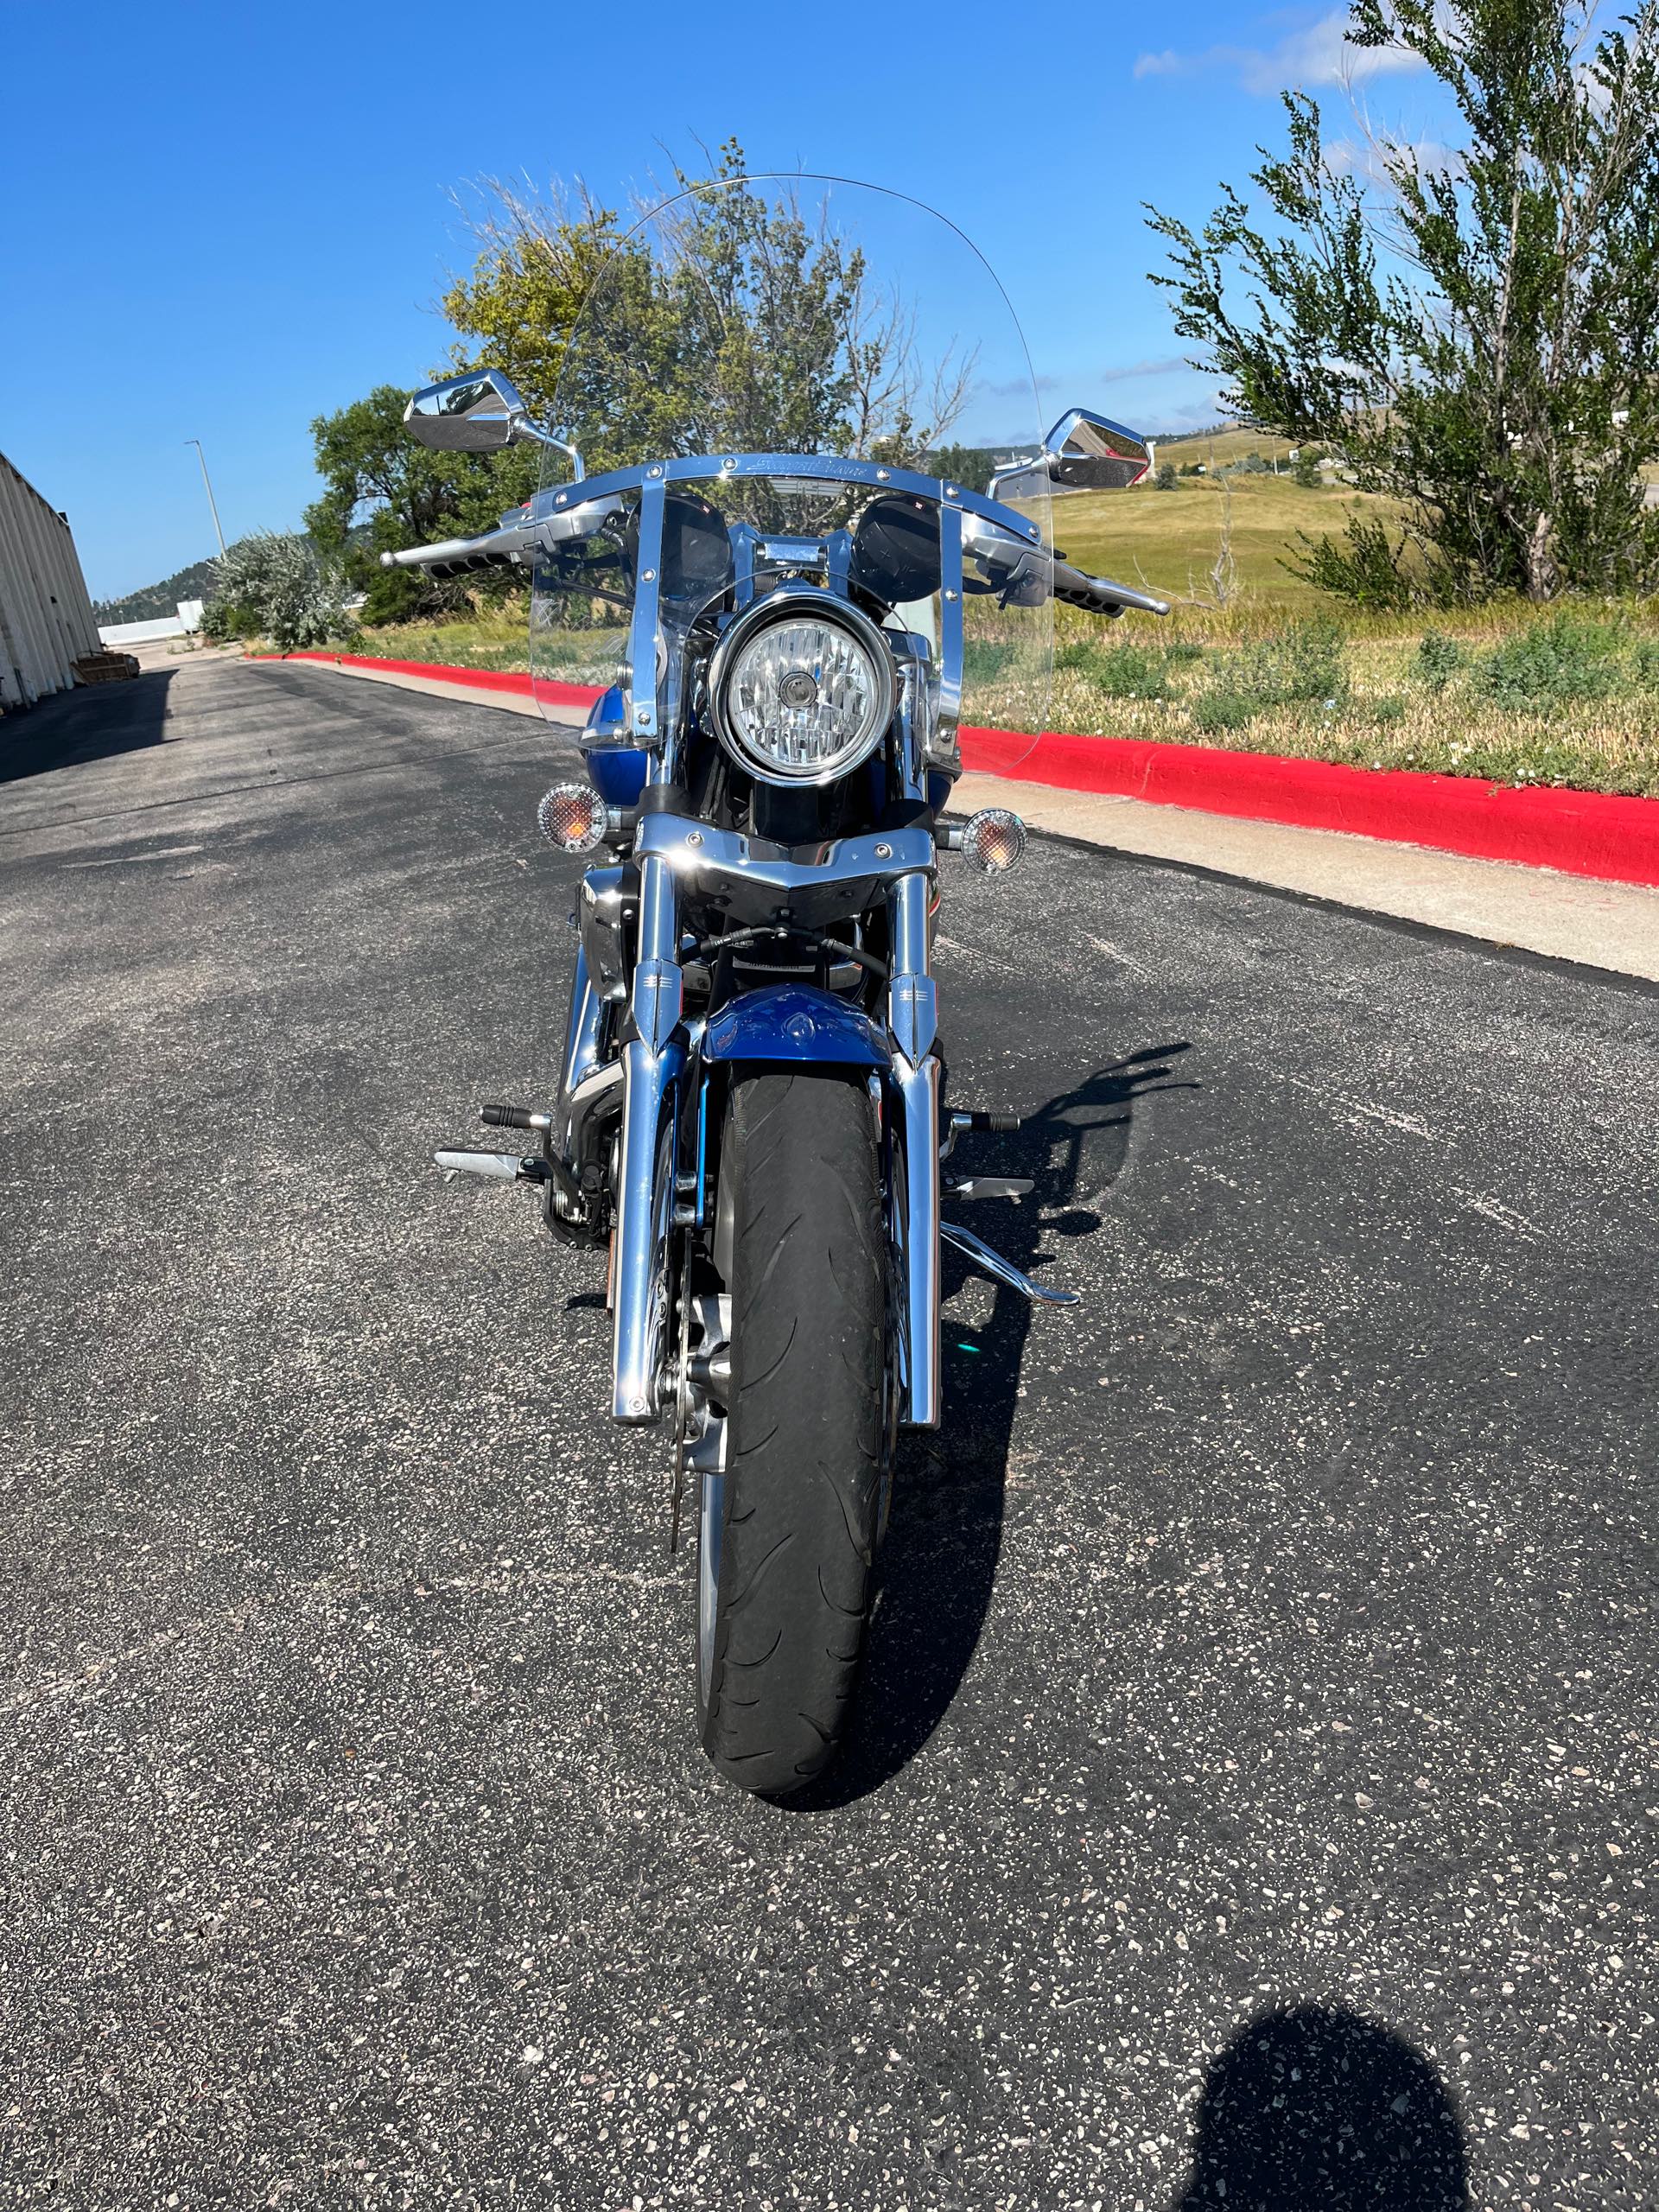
[2,655,1654,2207]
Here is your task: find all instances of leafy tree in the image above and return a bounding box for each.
[306,385,537,623]
[209,533,354,653]
[1148,2,1659,603]
[442,142,969,476]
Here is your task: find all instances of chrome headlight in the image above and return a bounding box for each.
[709,588,894,785]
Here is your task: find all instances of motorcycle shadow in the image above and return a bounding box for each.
[789,1041,1194,1812]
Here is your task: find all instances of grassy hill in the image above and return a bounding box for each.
[93,556,218,625]
[1046,472,1376,611]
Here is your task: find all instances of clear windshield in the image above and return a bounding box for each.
[529,175,1052,765]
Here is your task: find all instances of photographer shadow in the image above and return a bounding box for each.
[792,1042,1193,1810]
[1176,2005,1470,2209]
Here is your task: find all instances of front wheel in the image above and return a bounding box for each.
[698,1070,886,1795]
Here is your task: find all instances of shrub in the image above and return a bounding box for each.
[200,598,262,645]
[1191,617,1348,732]
[1631,637,1659,689]
[1058,639,1207,699]
[1414,628,1468,693]
[1288,514,1420,610]
[210,532,354,654]
[1057,639,1173,699]
[1471,613,1624,711]
[1192,688,1256,734]
[1293,451,1322,489]
[963,639,1016,684]
[1154,461,1179,491]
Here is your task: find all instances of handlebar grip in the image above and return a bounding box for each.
[1051,559,1171,619]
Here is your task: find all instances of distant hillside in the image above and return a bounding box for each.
[93,556,218,625]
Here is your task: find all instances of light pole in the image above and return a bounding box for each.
[185,438,226,557]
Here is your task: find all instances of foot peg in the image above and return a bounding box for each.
[481,1102,553,1133]
[941,1107,1022,1161]
[944,1174,1033,1200]
[435,1147,550,1183]
[941,1221,1079,1306]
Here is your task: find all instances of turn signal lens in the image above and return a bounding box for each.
[961,807,1027,874]
[537,781,607,854]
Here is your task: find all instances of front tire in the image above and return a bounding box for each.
[698,1070,885,1795]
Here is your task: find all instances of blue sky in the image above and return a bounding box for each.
[1,1,1445,601]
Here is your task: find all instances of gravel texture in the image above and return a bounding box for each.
[1,657,1654,2209]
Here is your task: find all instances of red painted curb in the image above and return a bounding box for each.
[258,651,598,709]
[957,727,1659,888]
[253,652,1659,889]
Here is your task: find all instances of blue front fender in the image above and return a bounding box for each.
[702,982,889,1069]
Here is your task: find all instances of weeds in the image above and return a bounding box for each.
[1055,639,1182,699]
[1414,629,1467,693]
[1192,616,1349,730]
[1471,613,1625,711]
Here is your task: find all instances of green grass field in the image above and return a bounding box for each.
[1047,474,1371,612]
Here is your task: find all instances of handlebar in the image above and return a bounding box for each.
[1050,559,1171,619]
[379,492,626,580]
[379,512,547,580]
[379,484,1171,620]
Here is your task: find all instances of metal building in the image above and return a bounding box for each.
[0,453,100,710]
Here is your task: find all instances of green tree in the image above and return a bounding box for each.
[442,142,969,476]
[1148,2,1659,604]
[306,385,537,623]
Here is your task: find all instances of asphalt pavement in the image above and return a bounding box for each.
[2,657,1654,2209]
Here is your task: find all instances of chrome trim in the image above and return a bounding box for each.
[577,866,633,1005]
[612,830,684,1425]
[636,813,935,934]
[937,501,964,744]
[893,1053,942,1428]
[887,869,940,1428]
[887,870,937,1066]
[941,1222,1079,1306]
[612,1036,683,1421]
[705,582,895,788]
[560,945,604,1099]
[536,451,1044,546]
[626,476,666,747]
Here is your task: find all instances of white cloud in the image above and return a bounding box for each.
[1098,355,1190,383]
[1135,10,1427,95]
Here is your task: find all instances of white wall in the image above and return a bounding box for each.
[0,454,101,709]
[99,613,191,646]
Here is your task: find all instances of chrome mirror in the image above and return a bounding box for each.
[987,408,1151,505]
[404,369,583,477]
[1043,410,1151,490]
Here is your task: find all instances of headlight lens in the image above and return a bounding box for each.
[716,607,891,782]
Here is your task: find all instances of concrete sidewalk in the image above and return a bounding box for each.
[248,652,1659,984]
[955,770,1659,985]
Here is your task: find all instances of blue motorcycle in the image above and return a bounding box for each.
[386,175,1166,1793]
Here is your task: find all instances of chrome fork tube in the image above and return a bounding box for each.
[888,869,941,1429]
[561,946,603,1101]
[612,847,683,1423]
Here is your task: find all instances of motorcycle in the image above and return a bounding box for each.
[383,176,1167,1794]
